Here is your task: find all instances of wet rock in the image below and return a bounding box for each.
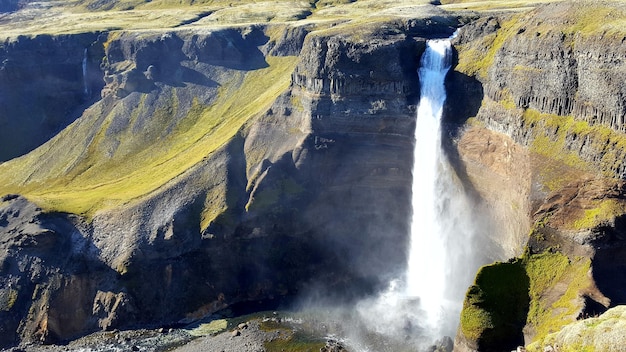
[320,339,347,352]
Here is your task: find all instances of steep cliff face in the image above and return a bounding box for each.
[0,33,104,161]
[450,2,626,351]
[0,9,461,346]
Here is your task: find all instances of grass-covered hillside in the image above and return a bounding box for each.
[0,0,443,38]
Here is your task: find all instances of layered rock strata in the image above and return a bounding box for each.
[0,15,459,347]
[450,2,626,351]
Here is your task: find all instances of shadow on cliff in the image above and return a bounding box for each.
[0,197,130,347]
[441,46,484,200]
[0,33,105,162]
[590,214,626,308]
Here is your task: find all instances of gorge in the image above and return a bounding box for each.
[1,0,626,351]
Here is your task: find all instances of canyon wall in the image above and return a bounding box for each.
[450,2,626,351]
[0,15,459,347]
[1,1,626,350]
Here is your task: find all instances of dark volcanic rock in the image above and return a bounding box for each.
[0,33,105,161]
[0,195,132,346]
[451,3,626,351]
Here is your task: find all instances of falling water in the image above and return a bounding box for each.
[406,38,454,333]
[404,35,483,339]
[82,48,89,97]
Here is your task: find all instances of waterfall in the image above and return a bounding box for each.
[406,38,453,333]
[405,36,480,338]
[82,48,89,97]
[349,34,484,351]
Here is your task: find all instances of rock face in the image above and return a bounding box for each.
[0,12,460,347]
[0,33,104,161]
[450,2,626,351]
[0,195,131,346]
[540,305,626,352]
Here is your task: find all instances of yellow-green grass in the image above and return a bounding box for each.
[524,254,591,350]
[455,1,626,79]
[264,332,326,352]
[0,0,441,39]
[455,16,519,79]
[460,259,529,345]
[523,109,626,180]
[441,0,563,12]
[479,95,626,191]
[0,56,298,218]
[537,306,626,352]
[188,319,228,336]
[0,289,18,311]
[0,8,216,38]
[571,199,625,231]
[549,1,626,37]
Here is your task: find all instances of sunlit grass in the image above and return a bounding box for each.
[441,0,564,12]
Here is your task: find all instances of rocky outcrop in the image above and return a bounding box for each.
[452,2,626,180]
[538,305,626,352]
[0,195,132,346]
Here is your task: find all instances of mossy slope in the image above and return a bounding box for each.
[537,306,626,352]
[460,252,592,351]
[0,51,297,217]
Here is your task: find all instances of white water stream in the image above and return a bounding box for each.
[82,48,89,97]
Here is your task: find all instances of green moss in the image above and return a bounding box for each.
[461,252,593,349]
[536,306,626,352]
[518,108,626,189]
[460,285,494,341]
[523,252,570,325]
[455,17,518,79]
[264,331,325,352]
[200,183,229,231]
[460,260,529,349]
[188,319,228,336]
[571,199,625,231]
[259,318,288,332]
[523,253,591,348]
[562,4,626,36]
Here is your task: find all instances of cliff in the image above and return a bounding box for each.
[449,1,626,351]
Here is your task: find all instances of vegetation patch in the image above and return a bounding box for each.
[571,199,625,231]
[455,17,519,79]
[537,306,626,352]
[441,0,560,12]
[461,252,592,350]
[0,289,18,311]
[460,260,529,349]
[264,330,326,352]
[188,319,228,336]
[523,252,591,349]
[522,109,626,183]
